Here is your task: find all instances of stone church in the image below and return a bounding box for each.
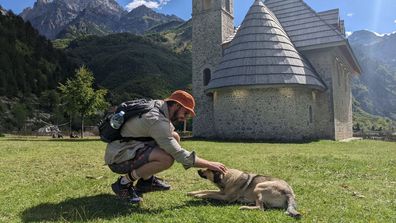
[192,0,361,141]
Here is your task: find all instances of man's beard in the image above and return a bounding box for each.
[170,107,182,124]
[171,116,184,125]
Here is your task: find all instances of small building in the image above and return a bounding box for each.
[192,0,361,141]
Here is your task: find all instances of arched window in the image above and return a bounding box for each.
[203,68,211,86]
[203,0,212,10]
[225,0,230,12]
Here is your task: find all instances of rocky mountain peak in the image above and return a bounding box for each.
[349,30,383,46]
[19,0,184,39]
[85,0,125,14]
[0,5,7,16]
[37,0,53,4]
[127,5,156,17]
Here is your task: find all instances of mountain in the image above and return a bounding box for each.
[350,30,396,68]
[56,0,125,39]
[146,19,192,53]
[20,0,91,39]
[348,30,383,46]
[0,5,7,15]
[0,9,76,132]
[0,10,74,97]
[146,20,185,33]
[349,30,396,121]
[117,5,183,34]
[65,33,192,103]
[20,0,184,39]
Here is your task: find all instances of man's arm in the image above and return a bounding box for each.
[149,120,227,172]
[149,120,196,168]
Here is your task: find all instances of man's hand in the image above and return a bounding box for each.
[194,157,227,175]
[206,161,227,175]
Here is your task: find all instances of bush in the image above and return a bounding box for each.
[0,133,5,137]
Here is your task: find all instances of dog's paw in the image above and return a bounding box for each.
[187,191,198,196]
[193,193,206,198]
[239,206,261,210]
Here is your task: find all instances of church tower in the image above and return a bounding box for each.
[192,0,234,137]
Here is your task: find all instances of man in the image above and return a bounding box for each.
[104,90,227,203]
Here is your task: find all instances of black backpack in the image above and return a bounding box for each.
[98,99,156,143]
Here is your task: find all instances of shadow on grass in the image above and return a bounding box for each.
[21,194,160,222]
[182,198,231,207]
[21,194,235,222]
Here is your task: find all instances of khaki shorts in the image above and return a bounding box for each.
[108,145,155,174]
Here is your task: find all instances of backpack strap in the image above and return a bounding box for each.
[120,137,154,143]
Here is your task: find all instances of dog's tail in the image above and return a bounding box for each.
[285,193,301,219]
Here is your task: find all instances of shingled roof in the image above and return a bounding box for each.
[206,0,326,92]
[317,9,345,36]
[318,9,340,27]
[264,0,346,49]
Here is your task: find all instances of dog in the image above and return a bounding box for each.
[187,168,301,218]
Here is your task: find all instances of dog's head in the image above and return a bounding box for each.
[197,169,224,187]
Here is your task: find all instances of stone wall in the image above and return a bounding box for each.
[304,50,335,139]
[192,0,234,138]
[212,86,318,141]
[304,48,353,140]
[333,56,353,139]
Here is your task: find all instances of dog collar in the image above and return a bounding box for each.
[240,173,255,192]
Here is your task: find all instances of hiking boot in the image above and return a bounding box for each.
[135,176,171,193]
[111,177,142,203]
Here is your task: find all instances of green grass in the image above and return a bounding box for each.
[0,137,395,223]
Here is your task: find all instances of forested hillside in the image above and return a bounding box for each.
[349,31,396,121]
[65,33,192,104]
[0,10,75,97]
[0,8,191,133]
[0,9,76,132]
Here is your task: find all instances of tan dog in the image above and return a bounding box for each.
[188,169,301,218]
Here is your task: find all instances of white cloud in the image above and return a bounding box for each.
[373,31,385,37]
[347,13,354,17]
[394,19,396,23]
[345,31,352,37]
[364,29,396,37]
[125,0,170,11]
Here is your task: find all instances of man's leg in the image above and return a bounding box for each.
[135,147,174,178]
[110,146,174,201]
[134,147,174,193]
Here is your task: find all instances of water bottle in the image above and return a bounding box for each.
[110,111,125,129]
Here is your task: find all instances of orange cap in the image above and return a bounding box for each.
[164,90,196,117]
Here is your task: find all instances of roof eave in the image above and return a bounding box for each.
[205,83,327,94]
[298,40,361,75]
[342,41,362,75]
[297,40,345,51]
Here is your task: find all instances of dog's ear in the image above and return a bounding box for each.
[213,171,223,184]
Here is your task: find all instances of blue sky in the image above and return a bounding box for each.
[1,0,395,35]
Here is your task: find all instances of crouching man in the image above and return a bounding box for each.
[104,90,227,203]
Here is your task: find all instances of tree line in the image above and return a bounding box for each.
[0,10,75,97]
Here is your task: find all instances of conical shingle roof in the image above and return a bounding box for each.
[206,0,326,91]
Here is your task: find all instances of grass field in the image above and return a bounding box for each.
[0,137,395,223]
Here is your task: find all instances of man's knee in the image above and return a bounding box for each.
[151,148,175,168]
[172,131,180,143]
[162,152,175,168]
